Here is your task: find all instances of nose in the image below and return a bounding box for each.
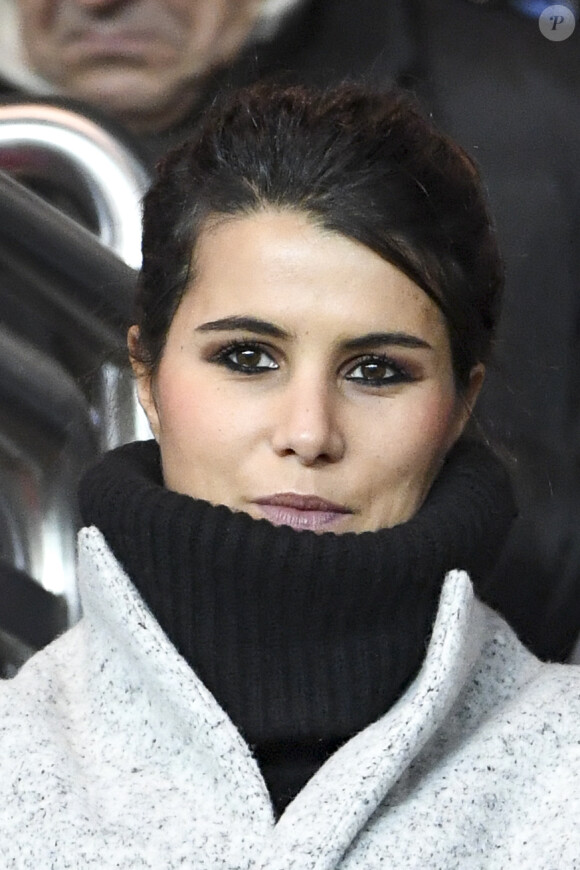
[271,375,346,466]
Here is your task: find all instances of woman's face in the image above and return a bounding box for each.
[133,210,482,533]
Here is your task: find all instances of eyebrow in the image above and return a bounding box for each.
[195,316,432,351]
[341,332,432,352]
[195,316,291,339]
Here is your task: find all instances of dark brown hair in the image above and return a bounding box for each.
[134,81,503,388]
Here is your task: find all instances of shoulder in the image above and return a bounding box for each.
[0,620,87,782]
[471,603,580,713]
[405,604,580,845]
[447,603,580,775]
[0,530,127,745]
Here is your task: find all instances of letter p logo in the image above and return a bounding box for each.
[539,4,576,39]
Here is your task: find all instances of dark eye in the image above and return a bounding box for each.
[345,356,410,385]
[217,343,278,373]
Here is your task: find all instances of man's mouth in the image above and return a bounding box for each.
[63,29,165,61]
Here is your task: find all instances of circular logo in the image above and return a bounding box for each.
[539,4,576,40]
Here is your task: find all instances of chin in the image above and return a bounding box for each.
[71,70,166,115]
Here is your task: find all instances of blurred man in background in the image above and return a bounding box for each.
[14,0,261,134]
[0,0,302,160]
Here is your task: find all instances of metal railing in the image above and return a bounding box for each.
[0,103,149,269]
[0,103,151,664]
[0,325,98,620]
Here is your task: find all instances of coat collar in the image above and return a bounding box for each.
[78,526,485,863]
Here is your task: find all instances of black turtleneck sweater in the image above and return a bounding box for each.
[79,438,516,816]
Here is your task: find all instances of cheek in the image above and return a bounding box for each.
[409,395,464,478]
[155,371,247,451]
[413,389,462,449]
[154,371,256,501]
[19,0,52,35]
[366,388,461,480]
[360,391,462,527]
[181,2,227,43]
[182,0,256,60]
[160,1,201,38]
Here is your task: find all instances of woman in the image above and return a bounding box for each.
[0,82,578,868]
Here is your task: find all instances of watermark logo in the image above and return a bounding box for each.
[539,4,576,39]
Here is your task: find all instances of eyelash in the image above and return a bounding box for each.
[345,355,414,386]
[212,341,278,374]
[211,341,414,386]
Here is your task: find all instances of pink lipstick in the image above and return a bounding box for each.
[253,493,352,531]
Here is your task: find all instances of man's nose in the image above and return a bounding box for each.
[70,0,127,12]
[270,376,346,466]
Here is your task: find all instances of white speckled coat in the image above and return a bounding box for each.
[1,526,579,869]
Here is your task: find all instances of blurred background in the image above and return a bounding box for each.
[0,0,579,674]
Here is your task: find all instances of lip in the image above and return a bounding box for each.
[252,493,353,531]
[63,29,164,60]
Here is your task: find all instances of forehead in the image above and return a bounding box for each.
[175,210,449,344]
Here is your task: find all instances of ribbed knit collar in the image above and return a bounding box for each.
[79,438,516,813]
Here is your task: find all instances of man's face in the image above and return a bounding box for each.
[18,0,260,133]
